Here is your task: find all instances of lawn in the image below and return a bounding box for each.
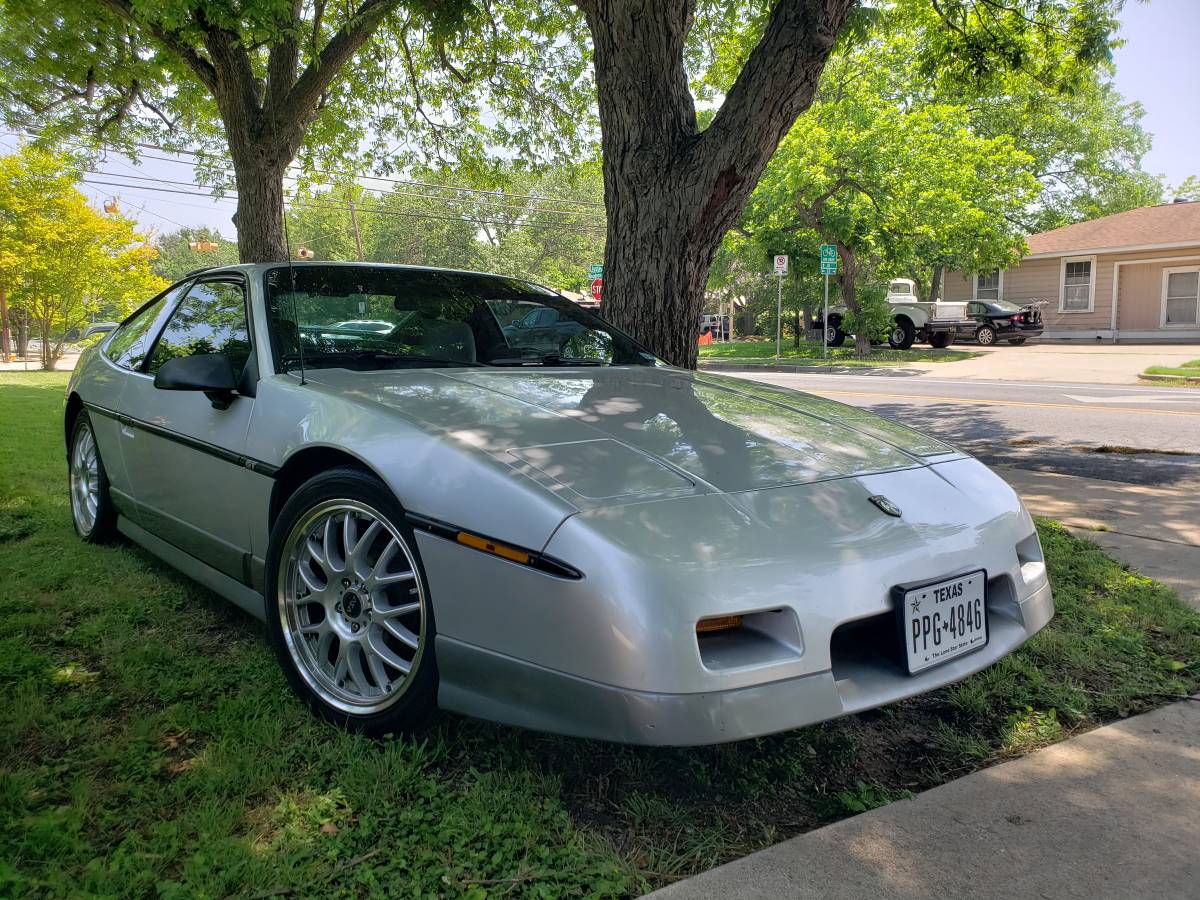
[1142,357,1200,382]
[699,339,978,365]
[2,371,1198,898]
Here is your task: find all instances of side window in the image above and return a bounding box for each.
[147,281,251,375]
[105,283,189,371]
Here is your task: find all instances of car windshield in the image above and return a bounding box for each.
[264,265,659,371]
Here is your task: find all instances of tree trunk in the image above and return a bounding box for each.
[834,243,869,356]
[16,309,28,358]
[581,0,854,368]
[230,152,289,262]
[928,266,942,304]
[0,284,10,362]
[793,307,801,347]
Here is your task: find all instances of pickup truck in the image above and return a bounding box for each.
[812,278,976,349]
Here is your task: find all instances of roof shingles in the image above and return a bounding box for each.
[1026,201,1200,256]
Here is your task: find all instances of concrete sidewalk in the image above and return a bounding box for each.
[996,466,1200,610]
[648,697,1200,899]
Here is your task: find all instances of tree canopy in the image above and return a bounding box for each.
[0,146,165,368]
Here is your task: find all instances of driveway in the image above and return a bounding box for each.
[902,342,1200,384]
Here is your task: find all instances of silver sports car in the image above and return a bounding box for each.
[65,262,1053,744]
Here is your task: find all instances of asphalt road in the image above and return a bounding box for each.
[726,371,1200,486]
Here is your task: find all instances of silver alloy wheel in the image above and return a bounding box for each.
[825,326,838,343]
[977,326,996,345]
[891,325,906,344]
[278,499,427,715]
[70,421,100,534]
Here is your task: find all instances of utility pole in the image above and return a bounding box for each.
[348,200,365,261]
[0,284,9,362]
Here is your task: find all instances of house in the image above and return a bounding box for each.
[945,200,1200,341]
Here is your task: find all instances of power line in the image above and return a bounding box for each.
[85,167,607,224]
[80,177,607,234]
[3,131,605,211]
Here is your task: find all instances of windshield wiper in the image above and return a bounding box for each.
[488,353,608,367]
[282,350,483,371]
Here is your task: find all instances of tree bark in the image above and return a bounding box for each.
[229,148,290,262]
[579,0,855,367]
[834,242,869,356]
[0,285,10,362]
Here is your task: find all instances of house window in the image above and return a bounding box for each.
[1060,257,1095,312]
[1163,267,1200,326]
[974,270,1001,301]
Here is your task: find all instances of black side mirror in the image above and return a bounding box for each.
[154,354,239,409]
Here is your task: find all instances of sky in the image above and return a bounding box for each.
[1111,0,1199,193]
[5,0,1196,243]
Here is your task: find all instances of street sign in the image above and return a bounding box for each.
[588,264,604,280]
[590,278,603,302]
[773,255,789,275]
[819,244,837,274]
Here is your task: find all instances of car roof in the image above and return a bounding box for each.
[188,260,533,281]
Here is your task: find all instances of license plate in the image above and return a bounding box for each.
[896,570,988,674]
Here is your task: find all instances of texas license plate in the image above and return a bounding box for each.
[897,570,988,674]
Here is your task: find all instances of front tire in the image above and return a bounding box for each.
[265,467,438,736]
[826,324,847,347]
[887,318,916,350]
[68,411,118,543]
[975,325,997,346]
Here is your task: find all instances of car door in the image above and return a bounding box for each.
[116,275,263,581]
[87,281,192,518]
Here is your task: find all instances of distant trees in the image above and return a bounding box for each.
[0,147,164,369]
[152,227,239,281]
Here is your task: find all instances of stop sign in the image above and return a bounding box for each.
[590,278,603,302]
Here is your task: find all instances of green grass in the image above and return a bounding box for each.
[699,339,978,365]
[1142,358,1200,382]
[3,371,1199,897]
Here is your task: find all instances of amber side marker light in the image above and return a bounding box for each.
[456,531,531,565]
[696,615,743,634]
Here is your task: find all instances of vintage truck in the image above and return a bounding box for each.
[813,278,975,349]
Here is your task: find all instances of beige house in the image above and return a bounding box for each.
[945,200,1200,341]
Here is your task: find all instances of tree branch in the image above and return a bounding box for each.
[275,0,401,131]
[95,0,219,94]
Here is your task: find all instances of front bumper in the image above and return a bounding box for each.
[436,578,1053,745]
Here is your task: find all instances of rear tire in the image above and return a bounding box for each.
[975,325,997,346]
[68,411,118,543]
[1009,337,1027,346]
[887,318,916,350]
[265,466,438,736]
[826,323,847,347]
[929,331,955,349]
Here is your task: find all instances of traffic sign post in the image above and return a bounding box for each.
[819,245,837,361]
[773,256,788,360]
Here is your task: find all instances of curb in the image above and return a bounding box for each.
[1138,373,1200,385]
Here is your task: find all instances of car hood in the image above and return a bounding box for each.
[302,366,961,505]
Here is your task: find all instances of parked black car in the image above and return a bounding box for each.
[966,300,1044,345]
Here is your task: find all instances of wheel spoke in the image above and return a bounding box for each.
[323,516,346,574]
[381,618,420,650]
[367,629,412,674]
[349,520,381,577]
[364,646,390,689]
[374,599,421,620]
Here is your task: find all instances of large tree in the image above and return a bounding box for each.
[0,0,585,263]
[575,0,1118,365]
[2,0,1121,366]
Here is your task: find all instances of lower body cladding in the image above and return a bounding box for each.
[421,457,1054,746]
